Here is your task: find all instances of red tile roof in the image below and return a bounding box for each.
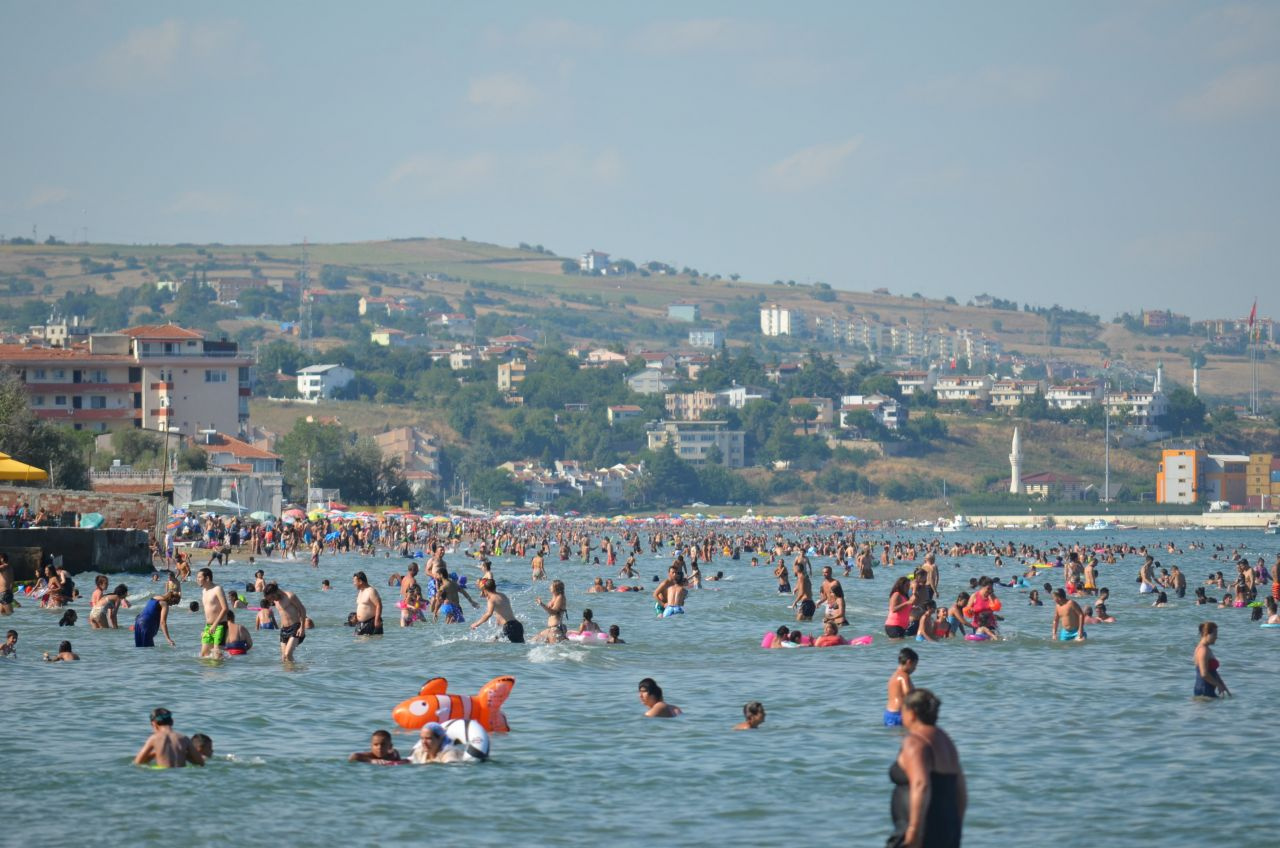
[195,432,281,461]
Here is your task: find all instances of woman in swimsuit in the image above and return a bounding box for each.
[533,580,567,643]
[90,584,129,629]
[1193,621,1230,698]
[888,689,966,848]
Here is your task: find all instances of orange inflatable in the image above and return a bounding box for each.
[392,676,515,733]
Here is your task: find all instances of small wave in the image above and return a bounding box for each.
[526,644,587,663]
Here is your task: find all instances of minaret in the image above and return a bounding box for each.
[1009,427,1023,495]
[1193,366,1199,397]
[1153,361,1164,394]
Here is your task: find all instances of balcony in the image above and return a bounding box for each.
[35,408,140,421]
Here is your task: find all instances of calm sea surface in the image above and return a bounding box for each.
[3,529,1278,847]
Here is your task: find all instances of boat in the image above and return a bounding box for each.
[1083,519,1115,531]
[1266,521,1279,535]
[938,515,972,533]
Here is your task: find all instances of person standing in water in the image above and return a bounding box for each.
[888,689,965,848]
[352,571,383,636]
[261,582,307,661]
[471,578,524,643]
[195,568,229,659]
[1194,621,1230,698]
[885,648,919,727]
[134,707,205,768]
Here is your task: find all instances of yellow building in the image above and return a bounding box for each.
[1247,453,1280,510]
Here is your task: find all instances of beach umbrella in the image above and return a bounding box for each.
[184,498,247,516]
[307,509,325,521]
[249,511,275,523]
[282,508,306,520]
[0,451,49,482]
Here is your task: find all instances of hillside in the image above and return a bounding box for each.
[3,236,1272,405]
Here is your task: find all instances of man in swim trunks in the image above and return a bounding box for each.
[791,562,814,621]
[353,571,383,636]
[1051,588,1087,641]
[432,572,478,624]
[196,568,229,658]
[471,578,524,642]
[134,707,205,768]
[348,729,403,764]
[261,582,307,661]
[0,553,14,615]
[884,648,918,726]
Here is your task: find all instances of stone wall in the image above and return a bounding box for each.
[0,485,165,535]
[0,529,152,577]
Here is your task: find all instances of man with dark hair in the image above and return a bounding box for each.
[885,647,919,726]
[353,571,383,635]
[349,729,402,764]
[196,568,229,658]
[471,578,523,642]
[1052,588,1087,641]
[134,707,205,768]
[261,581,307,661]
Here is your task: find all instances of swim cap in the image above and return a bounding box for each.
[150,707,173,725]
[423,722,445,738]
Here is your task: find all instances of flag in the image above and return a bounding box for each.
[1248,298,1257,329]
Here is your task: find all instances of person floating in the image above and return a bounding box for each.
[348,729,404,764]
[733,701,766,730]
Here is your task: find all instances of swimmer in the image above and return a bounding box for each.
[533,580,568,643]
[0,552,13,615]
[190,734,213,760]
[814,620,845,647]
[606,624,625,644]
[223,610,253,655]
[576,608,602,634]
[733,701,766,730]
[1051,589,1087,641]
[321,580,331,591]
[134,707,204,768]
[43,640,79,662]
[470,578,524,643]
[352,571,383,636]
[409,722,467,764]
[587,577,607,594]
[1,629,16,657]
[885,648,918,726]
[1194,621,1230,698]
[348,729,404,764]
[638,677,682,717]
[261,582,307,661]
[1152,591,1169,608]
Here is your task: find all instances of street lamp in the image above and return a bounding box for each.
[158,398,178,505]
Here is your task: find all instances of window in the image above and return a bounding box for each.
[52,369,65,380]
[89,396,106,409]
[204,370,228,383]
[33,368,46,380]
[89,370,108,383]
[32,396,44,406]
[54,396,66,406]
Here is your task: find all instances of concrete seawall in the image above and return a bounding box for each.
[0,528,152,580]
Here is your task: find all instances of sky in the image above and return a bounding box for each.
[2,1,1277,320]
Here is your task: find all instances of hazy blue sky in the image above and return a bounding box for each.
[2,1,1276,319]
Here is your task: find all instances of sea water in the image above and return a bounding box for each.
[3,529,1278,847]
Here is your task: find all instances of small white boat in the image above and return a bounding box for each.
[1265,521,1279,535]
[1083,519,1115,531]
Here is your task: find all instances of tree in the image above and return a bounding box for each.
[645,443,699,506]
[0,370,91,488]
[113,429,162,465]
[1161,386,1207,435]
[176,445,208,471]
[560,259,579,275]
[468,468,523,508]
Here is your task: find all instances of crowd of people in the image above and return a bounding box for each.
[7,516,1278,844]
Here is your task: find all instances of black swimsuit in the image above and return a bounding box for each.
[889,759,962,848]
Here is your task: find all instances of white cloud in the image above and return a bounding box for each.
[94,18,256,90]
[467,73,540,112]
[760,137,863,192]
[631,18,764,53]
[908,66,1059,107]
[384,152,498,197]
[26,186,72,208]
[1174,62,1280,121]
[167,190,236,215]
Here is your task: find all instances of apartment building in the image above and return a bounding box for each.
[5,323,251,436]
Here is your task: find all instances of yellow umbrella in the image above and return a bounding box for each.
[0,451,48,482]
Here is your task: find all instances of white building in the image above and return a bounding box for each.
[760,304,802,336]
[933,374,991,404]
[839,394,904,430]
[579,250,611,273]
[688,328,724,348]
[646,420,745,467]
[1045,380,1102,411]
[627,370,677,395]
[297,364,355,400]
